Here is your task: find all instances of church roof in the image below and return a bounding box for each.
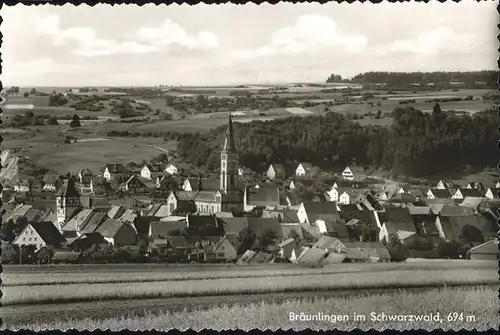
[222,112,236,152]
[55,179,80,197]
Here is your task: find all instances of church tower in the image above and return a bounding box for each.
[220,112,239,193]
[55,177,81,231]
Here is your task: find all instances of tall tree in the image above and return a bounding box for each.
[70,114,81,128]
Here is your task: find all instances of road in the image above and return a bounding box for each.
[1,286,486,328]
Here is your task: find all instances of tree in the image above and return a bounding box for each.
[70,114,81,128]
[386,233,408,262]
[432,103,442,115]
[437,240,462,259]
[236,227,257,255]
[47,116,59,125]
[165,95,175,106]
[23,92,29,98]
[461,224,485,244]
[35,247,53,264]
[0,219,17,242]
[260,229,278,250]
[160,112,173,120]
[407,235,434,251]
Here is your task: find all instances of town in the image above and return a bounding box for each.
[2,111,498,266]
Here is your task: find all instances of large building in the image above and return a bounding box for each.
[167,113,244,215]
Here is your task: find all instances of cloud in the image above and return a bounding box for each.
[231,14,368,59]
[136,19,219,50]
[33,14,217,57]
[382,27,477,56]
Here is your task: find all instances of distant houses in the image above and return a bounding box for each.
[295,163,313,178]
[103,164,130,182]
[266,164,286,180]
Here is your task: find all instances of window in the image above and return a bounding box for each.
[220,246,225,251]
[29,238,32,242]
[217,253,225,257]
[23,238,26,242]
[34,237,38,241]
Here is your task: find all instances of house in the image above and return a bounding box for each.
[103,164,129,182]
[338,189,368,205]
[95,219,137,246]
[156,175,182,192]
[164,163,179,175]
[182,177,220,192]
[60,208,96,238]
[278,238,298,259]
[77,168,94,194]
[297,201,345,239]
[484,188,500,200]
[166,191,196,216]
[203,236,237,262]
[13,221,65,252]
[120,175,147,194]
[42,174,62,192]
[266,164,286,180]
[149,221,189,252]
[436,180,455,190]
[107,205,126,220]
[341,166,363,181]
[377,207,416,243]
[140,164,165,180]
[14,177,31,193]
[238,167,252,177]
[437,215,497,242]
[244,185,280,211]
[427,188,453,200]
[295,163,313,178]
[452,188,483,200]
[467,239,498,261]
[466,182,485,191]
[79,211,107,235]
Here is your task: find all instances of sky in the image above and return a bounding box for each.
[2,1,498,87]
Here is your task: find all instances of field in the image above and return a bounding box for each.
[2,260,497,330]
[11,286,497,331]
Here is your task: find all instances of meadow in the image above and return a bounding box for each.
[9,286,498,331]
[2,261,496,306]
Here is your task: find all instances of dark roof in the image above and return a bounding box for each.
[187,178,220,192]
[80,212,106,234]
[457,188,484,198]
[124,175,147,188]
[31,221,64,245]
[338,206,377,226]
[384,221,416,234]
[269,164,285,175]
[218,217,247,236]
[133,216,159,236]
[173,191,196,201]
[429,189,452,198]
[444,215,498,240]
[187,214,219,229]
[105,164,129,174]
[150,221,187,239]
[440,205,475,217]
[383,207,413,224]
[468,239,498,255]
[247,186,280,206]
[302,201,340,223]
[193,190,220,202]
[55,179,80,197]
[95,219,125,238]
[144,164,164,173]
[247,217,282,237]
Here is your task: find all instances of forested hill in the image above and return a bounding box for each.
[177,107,498,178]
[326,71,497,89]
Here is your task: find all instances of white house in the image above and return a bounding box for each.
[164,164,179,175]
[103,164,129,182]
[13,222,64,252]
[295,163,313,178]
[238,167,252,177]
[339,191,352,205]
[485,188,500,200]
[452,188,484,200]
[342,167,357,181]
[140,164,164,180]
[436,180,454,190]
[326,187,341,202]
[266,164,285,180]
[210,237,237,261]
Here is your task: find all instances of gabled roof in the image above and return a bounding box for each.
[247,217,282,237]
[219,217,247,236]
[460,197,486,209]
[55,179,80,197]
[104,164,129,174]
[440,205,475,217]
[31,221,65,245]
[247,186,280,206]
[132,216,158,235]
[428,188,452,198]
[408,206,432,215]
[118,209,138,223]
[187,214,219,229]
[95,219,125,238]
[467,239,498,255]
[382,207,413,224]
[302,201,340,223]
[268,164,285,175]
[297,162,313,171]
[124,175,147,187]
[107,205,126,220]
[186,178,220,192]
[80,212,107,234]
[444,215,497,240]
[144,164,164,173]
[62,208,94,232]
[456,188,484,198]
[193,190,220,202]
[172,191,196,201]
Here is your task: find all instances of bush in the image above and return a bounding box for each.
[386,234,409,262]
[437,240,465,259]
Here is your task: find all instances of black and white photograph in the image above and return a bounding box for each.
[0,1,498,331]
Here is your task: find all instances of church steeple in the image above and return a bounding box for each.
[223,112,236,152]
[220,112,239,193]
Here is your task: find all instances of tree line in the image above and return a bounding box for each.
[177,105,498,178]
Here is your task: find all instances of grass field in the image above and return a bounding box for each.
[2,260,496,306]
[10,286,498,331]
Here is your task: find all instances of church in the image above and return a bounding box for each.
[166,112,244,215]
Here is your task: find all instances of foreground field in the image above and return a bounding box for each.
[3,260,495,286]
[9,286,498,331]
[3,264,496,306]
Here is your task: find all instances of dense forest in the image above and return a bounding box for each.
[177,106,498,178]
[326,71,497,89]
